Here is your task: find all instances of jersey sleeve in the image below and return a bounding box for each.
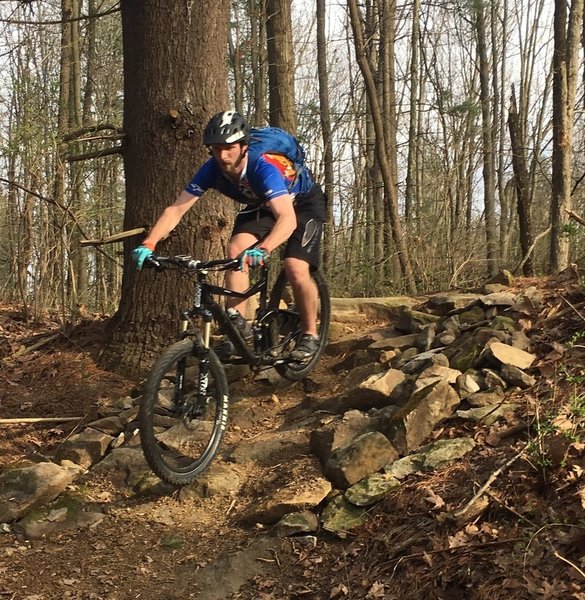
[184,159,219,197]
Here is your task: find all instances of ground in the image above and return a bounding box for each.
[0,277,584,600]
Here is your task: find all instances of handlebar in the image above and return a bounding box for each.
[144,254,241,272]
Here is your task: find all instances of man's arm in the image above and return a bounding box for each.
[143,190,199,249]
[260,194,297,253]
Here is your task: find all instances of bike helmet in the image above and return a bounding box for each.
[203,111,250,145]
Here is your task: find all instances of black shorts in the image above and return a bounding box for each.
[232,184,327,269]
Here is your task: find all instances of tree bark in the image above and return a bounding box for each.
[550,0,584,272]
[265,0,296,130]
[508,87,534,276]
[102,0,232,373]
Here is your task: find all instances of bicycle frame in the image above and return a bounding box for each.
[156,256,289,368]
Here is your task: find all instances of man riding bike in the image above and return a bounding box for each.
[132,110,327,362]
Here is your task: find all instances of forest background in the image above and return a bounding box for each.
[0,0,584,371]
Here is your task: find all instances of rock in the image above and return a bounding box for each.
[321,495,367,533]
[466,388,505,407]
[344,474,400,506]
[340,362,383,389]
[245,459,331,524]
[369,333,418,351]
[54,428,114,469]
[482,369,507,390]
[91,447,151,487]
[456,403,518,425]
[401,349,446,375]
[481,342,536,370]
[0,462,84,523]
[86,415,124,436]
[326,332,380,356]
[310,410,377,464]
[414,438,476,470]
[181,464,242,499]
[500,364,536,388]
[273,511,319,537]
[455,373,481,399]
[395,308,440,334]
[325,432,398,489]
[14,496,104,538]
[479,292,517,307]
[383,381,461,454]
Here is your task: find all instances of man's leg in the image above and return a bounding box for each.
[284,257,318,336]
[225,232,259,315]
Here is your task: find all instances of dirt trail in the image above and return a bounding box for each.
[1,283,585,600]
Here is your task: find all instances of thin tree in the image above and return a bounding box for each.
[550,0,584,272]
[347,0,416,293]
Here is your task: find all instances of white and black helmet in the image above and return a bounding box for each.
[203,111,250,145]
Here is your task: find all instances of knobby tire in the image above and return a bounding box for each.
[139,339,229,485]
[268,268,330,381]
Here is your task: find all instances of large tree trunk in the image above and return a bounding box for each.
[102,0,232,373]
[265,0,296,130]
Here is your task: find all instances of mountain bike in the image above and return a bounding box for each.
[137,253,330,485]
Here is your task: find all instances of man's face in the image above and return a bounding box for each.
[210,143,248,176]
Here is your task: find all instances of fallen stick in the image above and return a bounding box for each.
[452,444,527,519]
[0,417,83,424]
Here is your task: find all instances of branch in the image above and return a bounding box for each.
[514,226,552,274]
[0,417,83,424]
[452,444,527,519]
[66,145,123,163]
[0,4,120,25]
[566,209,585,227]
[62,123,124,142]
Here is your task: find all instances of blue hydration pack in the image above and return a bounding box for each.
[248,127,306,167]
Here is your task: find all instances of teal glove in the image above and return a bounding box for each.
[239,247,269,270]
[132,245,154,270]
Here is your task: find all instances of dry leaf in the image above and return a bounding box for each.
[330,583,349,598]
[366,581,386,598]
[424,487,446,510]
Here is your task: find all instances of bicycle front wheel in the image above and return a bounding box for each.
[267,268,330,381]
[138,339,229,485]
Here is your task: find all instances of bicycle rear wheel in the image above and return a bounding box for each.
[267,268,330,381]
[139,339,229,485]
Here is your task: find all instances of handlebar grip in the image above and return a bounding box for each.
[143,256,162,270]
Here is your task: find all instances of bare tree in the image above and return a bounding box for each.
[550,0,584,271]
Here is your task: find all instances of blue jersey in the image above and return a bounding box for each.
[184,152,314,207]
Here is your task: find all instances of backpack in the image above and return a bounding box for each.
[248,127,306,167]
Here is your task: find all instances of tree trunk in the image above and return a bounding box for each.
[348,0,416,294]
[474,0,498,277]
[550,0,584,272]
[265,0,296,130]
[316,0,335,275]
[508,87,534,276]
[102,0,232,373]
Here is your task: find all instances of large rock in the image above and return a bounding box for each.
[383,381,461,454]
[325,431,398,489]
[244,459,331,524]
[55,428,114,469]
[310,410,378,464]
[481,341,536,370]
[0,461,84,523]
